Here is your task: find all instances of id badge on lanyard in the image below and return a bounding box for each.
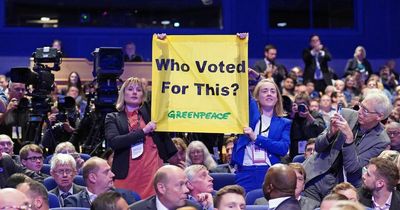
[252,144,267,163]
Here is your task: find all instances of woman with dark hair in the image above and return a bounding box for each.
[104,77,177,199]
[231,69,291,192]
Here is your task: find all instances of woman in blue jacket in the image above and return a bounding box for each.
[231,71,291,192]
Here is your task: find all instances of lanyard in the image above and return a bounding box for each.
[258,116,270,135]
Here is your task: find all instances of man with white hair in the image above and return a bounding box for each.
[184,164,214,210]
[49,153,84,206]
[0,134,20,163]
[304,89,392,202]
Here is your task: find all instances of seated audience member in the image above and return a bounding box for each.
[290,66,304,85]
[6,173,32,188]
[319,94,335,127]
[320,193,348,210]
[0,74,9,97]
[255,163,319,209]
[344,46,373,84]
[324,85,336,97]
[0,144,24,188]
[186,141,218,172]
[334,80,345,94]
[331,182,358,202]
[0,188,31,209]
[49,153,84,206]
[170,137,187,169]
[330,200,365,210]
[304,138,316,160]
[309,99,320,112]
[54,141,85,170]
[303,89,391,202]
[66,85,87,119]
[123,42,143,62]
[305,81,320,99]
[359,157,400,209]
[290,92,325,159]
[223,136,235,164]
[19,144,49,182]
[231,75,291,192]
[0,134,20,163]
[343,75,359,103]
[64,157,136,208]
[281,76,296,102]
[101,148,114,167]
[385,122,400,151]
[130,165,201,210]
[16,180,49,210]
[91,191,129,210]
[214,185,246,210]
[185,165,214,210]
[262,164,301,210]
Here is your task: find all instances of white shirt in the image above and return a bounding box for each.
[268,196,291,209]
[156,196,169,210]
[372,192,392,210]
[58,186,74,197]
[243,114,272,166]
[86,188,97,203]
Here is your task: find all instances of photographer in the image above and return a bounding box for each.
[0,81,29,154]
[41,101,80,154]
[289,92,325,159]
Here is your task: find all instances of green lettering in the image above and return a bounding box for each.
[168,111,175,119]
[206,112,212,119]
[223,112,231,119]
[182,111,187,118]
[176,111,181,118]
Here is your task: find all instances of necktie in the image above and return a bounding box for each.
[314,54,323,80]
[61,192,71,200]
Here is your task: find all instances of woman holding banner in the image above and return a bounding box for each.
[231,69,291,192]
[104,77,177,199]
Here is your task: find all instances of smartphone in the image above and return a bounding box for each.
[337,103,343,113]
[298,104,306,113]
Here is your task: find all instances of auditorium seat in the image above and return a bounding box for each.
[246,205,269,210]
[245,188,263,205]
[209,173,235,191]
[41,164,51,175]
[48,192,60,208]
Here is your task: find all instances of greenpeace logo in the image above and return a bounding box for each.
[168,110,231,120]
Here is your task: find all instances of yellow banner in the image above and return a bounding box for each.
[151,35,248,133]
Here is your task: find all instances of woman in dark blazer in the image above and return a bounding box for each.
[231,70,291,193]
[105,77,177,199]
[344,46,373,82]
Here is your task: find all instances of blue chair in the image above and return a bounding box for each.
[41,164,51,175]
[131,191,141,201]
[292,154,305,163]
[245,189,264,205]
[43,177,58,191]
[73,175,85,186]
[246,205,269,210]
[79,153,91,161]
[209,173,235,191]
[44,153,91,164]
[50,208,90,210]
[48,193,60,208]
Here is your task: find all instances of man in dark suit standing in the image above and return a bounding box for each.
[262,163,301,210]
[302,34,332,93]
[359,157,400,210]
[303,89,392,202]
[64,157,135,208]
[130,165,201,210]
[48,153,84,206]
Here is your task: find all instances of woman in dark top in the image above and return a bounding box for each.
[344,46,373,83]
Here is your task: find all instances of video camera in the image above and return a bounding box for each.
[56,95,77,123]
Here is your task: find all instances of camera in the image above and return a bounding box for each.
[56,96,76,123]
[298,104,307,113]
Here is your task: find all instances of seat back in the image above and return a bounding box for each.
[245,189,264,205]
[48,193,60,208]
[43,177,57,191]
[209,173,235,191]
[41,164,51,175]
[292,154,305,163]
[246,205,269,210]
[73,175,85,186]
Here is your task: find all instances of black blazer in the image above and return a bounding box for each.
[344,58,373,77]
[302,47,332,85]
[359,188,400,210]
[129,195,201,210]
[64,188,136,208]
[275,196,301,210]
[105,102,177,179]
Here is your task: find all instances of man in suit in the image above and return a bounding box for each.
[253,44,287,89]
[262,163,301,210]
[48,153,84,206]
[303,89,392,202]
[359,157,400,210]
[130,165,201,210]
[64,157,135,208]
[0,188,31,209]
[185,165,214,210]
[302,34,332,93]
[92,191,130,210]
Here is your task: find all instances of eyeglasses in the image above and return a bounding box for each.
[24,156,43,162]
[0,203,32,210]
[53,169,75,176]
[359,103,379,115]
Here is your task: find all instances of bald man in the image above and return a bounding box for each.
[130,165,201,210]
[263,164,301,210]
[0,188,31,209]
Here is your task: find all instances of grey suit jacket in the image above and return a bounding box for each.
[303,108,389,187]
[49,184,85,206]
[64,188,136,208]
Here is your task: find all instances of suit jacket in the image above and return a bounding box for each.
[304,108,390,188]
[0,154,24,188]
[49,183,85,206]
[231,96,291,167]
[344,58,373,77]
[302,47,332,85]
[129,195,201,210]
[64,188,136,208]
[254,196,319,209]
[359,188,400,210]
[275,197,301,210]
[105,101,177,179]
[253,59,287,88]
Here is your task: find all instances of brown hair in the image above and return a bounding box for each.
[115,77,147,112]
[172,137,187,151]
[214,185,245,208]
[369,157,400,190]
[19,144,43,160]
[288,163,306,181]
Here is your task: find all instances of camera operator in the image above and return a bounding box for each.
[289,92,325,159]
[41,99,80,154]
[0,81,29,154]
